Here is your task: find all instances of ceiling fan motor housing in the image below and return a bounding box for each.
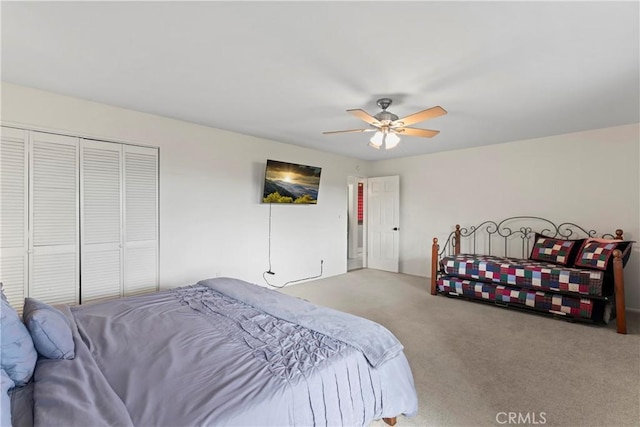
[374,111,399,122]
[374,98,399,123]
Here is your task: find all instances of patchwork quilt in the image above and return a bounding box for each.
[437,276,603,321]
[441,254,606,297]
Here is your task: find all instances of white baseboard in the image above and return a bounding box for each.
[626,307,640,314]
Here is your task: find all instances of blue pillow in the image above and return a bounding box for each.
[23,298,75,360]
[1,369,14,427]
[0,295,37,386]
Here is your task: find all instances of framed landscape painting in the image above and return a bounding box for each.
[262,159,322,204]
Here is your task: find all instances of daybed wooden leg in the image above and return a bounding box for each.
[383,417,397,426]
[431,238,439,295]
[613,249,627,334]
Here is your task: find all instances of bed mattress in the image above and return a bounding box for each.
[441,254,607,297]
[437,275,606,321]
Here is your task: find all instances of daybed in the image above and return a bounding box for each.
[1,277,418,426]
[430,217,633,334]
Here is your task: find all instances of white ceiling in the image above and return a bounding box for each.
[2,1,638,161]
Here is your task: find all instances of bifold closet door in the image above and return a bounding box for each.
[123,145,158,296]
[0,127,28,310]
[80,140,123,302]
[29,131,79,305]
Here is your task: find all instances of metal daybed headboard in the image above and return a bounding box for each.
[434,216,621,260]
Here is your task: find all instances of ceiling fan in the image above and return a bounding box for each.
[323,98,447,150]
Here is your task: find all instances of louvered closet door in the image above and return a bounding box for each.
[0,127,28,310]
[29,132,79,305]
[80,140,123,303]
[123,145,158,296]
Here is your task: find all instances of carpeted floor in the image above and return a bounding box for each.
[279,269,640,427]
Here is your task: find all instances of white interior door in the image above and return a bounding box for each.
[0,127,29,310]
[29,131,79,305]
[81,139,123,302]
[123,145,158,296]
[367,175,399,272]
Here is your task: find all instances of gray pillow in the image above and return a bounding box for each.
[0,293,37,386]
[23,298,75,360]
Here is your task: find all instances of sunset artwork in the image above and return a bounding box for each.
[262,160,322,204]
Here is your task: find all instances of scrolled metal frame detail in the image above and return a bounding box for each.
[437,216,615,259]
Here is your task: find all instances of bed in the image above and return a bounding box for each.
[2,277,418,426]
[429,217,634,334]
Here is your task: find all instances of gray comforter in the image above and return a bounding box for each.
[19,278,418,426]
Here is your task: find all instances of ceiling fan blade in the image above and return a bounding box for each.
[394,106,447,127]
[347,109,381,126]
[322,128,376,135]
[395,127,440,138]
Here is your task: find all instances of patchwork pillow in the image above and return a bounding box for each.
[23,298,75,360]
[574,238,633,271]
[0,291,37,386]
[529,233,584,266]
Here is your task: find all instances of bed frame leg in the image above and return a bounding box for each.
[613,249,627,334]
[383,417,397,426]
[431,238,439,295]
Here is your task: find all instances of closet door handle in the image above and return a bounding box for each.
[393,227,398,231]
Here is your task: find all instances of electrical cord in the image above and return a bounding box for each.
[263,260,324,289]
[265,202,274,275]
[263,202,324,288]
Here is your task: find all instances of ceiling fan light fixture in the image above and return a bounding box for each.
[369,130,400,150]
[384,132,400,150]
[369,131,384,148]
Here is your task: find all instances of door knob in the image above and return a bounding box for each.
[393,227,398,231]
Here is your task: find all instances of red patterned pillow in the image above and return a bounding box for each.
[574,238,632,271]
[529,234,584,266]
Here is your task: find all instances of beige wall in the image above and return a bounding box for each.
[369,124,640,310]
[1,82,369,289]
[3,82,638,310]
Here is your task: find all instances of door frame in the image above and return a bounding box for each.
[347,176,368,270]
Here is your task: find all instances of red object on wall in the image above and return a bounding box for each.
[357,183,363,224]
